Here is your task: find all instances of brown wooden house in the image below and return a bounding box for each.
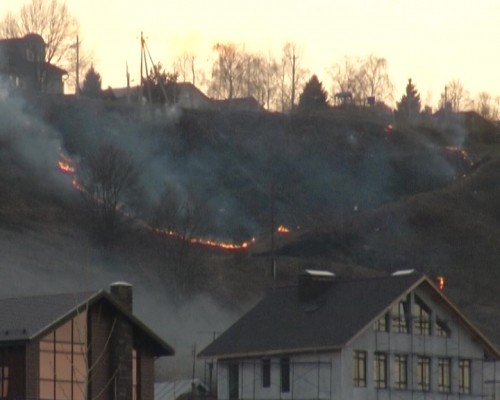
[0,282,174,400]
[0,33,66,94]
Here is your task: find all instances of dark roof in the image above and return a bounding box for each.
[199,273,499,359]
[0,289,174,356]
[214,96,264,112]
[0,291,96,342]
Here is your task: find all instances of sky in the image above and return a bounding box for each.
[1,0,500,107]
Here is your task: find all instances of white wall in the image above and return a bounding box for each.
[215,285,500,400]
[217,352,341,400]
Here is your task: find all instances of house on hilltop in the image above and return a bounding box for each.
[111,82,264,113]
[0,282,174,400]
[0,33,66,94]
[199,270,500,400]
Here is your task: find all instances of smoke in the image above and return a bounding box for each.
[0,87,478,383]
[0,87,73,195]
[0,91,246,382]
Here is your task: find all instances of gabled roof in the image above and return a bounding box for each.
[199,273,500,359]
[0,289,174,356]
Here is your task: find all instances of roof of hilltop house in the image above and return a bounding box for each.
[199,271,500,359]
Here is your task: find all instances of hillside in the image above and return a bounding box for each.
[1,93,500,377]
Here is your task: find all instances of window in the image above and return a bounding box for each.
[280,358,290,393]
[392,300,409,333]
[0,366,8,398]
[438,358,451,393]
[436,318,450,337]
[39,311,87,400]
[132,348,141,400]
[373,353,387,389]
[0,349,10,399]
[374,313,388,332]
[413,297,431,335]
[417,356,430,391]
[459,359,471,394]
[262,359,271,388]
[393,354,407,389]
[353,351,367,387]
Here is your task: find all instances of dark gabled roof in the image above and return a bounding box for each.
[0,291,96,342]
[199,273,500,359]
[0,290,174,357]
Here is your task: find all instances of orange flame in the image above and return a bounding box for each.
[437,276,445,291]
[58,160,75,174]
[277,225,290,234]
[151,227,255,251]
[58,154,256,252]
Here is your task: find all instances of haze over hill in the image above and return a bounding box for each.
[1,89,500,378]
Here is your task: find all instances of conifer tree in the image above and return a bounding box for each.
[81,65,102,98]
[395,78,421,123]
[298,75,329,112]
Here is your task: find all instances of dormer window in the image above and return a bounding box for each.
[413,297,431,335]
[392,299,409,333]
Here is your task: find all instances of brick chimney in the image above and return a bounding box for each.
[109,282,133,400]
[110,281,133,312]
[298,270,335,301]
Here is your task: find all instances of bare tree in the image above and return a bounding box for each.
[474,91,500,120]
[208,42,244,100]
[281,42,307,111]
[77,143,142,241]
[263,53,280,110]
[439,79,470,111]
[151,185,210,297]
[329,56,363,104]
[0,12,19,38]
[173,51,200,86]
[358,55,393,103]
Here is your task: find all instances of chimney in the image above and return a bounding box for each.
[109,282,133,400]
[110,281,133,312]
[298,270,335,301]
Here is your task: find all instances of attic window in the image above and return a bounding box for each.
[392,299,410,333]
[374,313,388,332]
[413,297,431,336]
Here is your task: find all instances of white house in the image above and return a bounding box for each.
[199,270,500,400]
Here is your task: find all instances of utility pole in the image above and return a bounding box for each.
[75,36,80,95]
[140,31,143,90]
[191,343,197,383]
[271,183,276,280]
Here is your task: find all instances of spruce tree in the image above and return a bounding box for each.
[81,66,102,98]
[395,78,421,123]
[298,75,329,112]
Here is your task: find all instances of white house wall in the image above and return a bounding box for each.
[344,286,500,400]
[217,352,342,400]
[214,285,500,400]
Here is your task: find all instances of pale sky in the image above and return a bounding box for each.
[2,0,500,107]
